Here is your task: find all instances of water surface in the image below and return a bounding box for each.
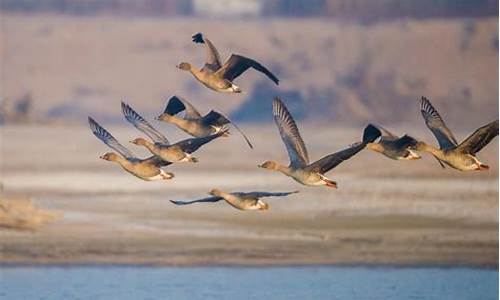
[1,266,497,300]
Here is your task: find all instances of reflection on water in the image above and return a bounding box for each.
[0,266,497,300]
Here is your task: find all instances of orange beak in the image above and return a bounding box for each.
[325,180,338,189]
[477,164,490,171]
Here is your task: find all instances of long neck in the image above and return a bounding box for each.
[419,142,444,159]
[142,141,157,153]
[114,155,132,169]
[190,68,205,81]
[273,162,292,176]
[167,115,189,128]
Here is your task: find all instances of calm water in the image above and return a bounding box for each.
[0,266,497,300]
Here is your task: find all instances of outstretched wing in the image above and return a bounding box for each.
[175,130,225,154]
[217,54,279,85]
[244,191,299,198]
[306,142,366,174]
[121,102,169,145]
[201,110,253,149]
[273,97,309,167]
[170,196,223,206]
[88,117,134,159]
[162,96,201,120]
[200,110,230,127]
[192,33,222,72]
[142,155,172,167]
[456,120,498,155]
[420,97,458,150]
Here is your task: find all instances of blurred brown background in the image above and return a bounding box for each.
[2,0,498,126]
[1,1,498,266]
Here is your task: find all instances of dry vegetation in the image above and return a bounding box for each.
[0,195,61,230]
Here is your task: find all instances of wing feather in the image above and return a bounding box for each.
[170,196,223,206]
[192,33,222,72]
[306,142,366,174]
[420,97,458,150]
[122,102,169,145]
[201,110,253,149]
[217,54,279,85]
[163,96,201,120]
[88,117,134,159]
[456,120,498,155]
[272,97,309,167]
[245,191,299,198]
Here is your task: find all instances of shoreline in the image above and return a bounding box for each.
[1,262,498,269]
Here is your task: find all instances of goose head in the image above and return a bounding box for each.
[209,188,223,197]
[258,161,280,171]
[155,113,172,122]
[99,152,119,162]
[176,62,192,71]
[130,137,148,146]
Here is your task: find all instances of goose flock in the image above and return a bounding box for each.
[88,32,499,211]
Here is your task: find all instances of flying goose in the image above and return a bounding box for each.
[170,189,298,211]
[122,102,225,163]
[177,32,279,93]
[366,124,421,160]
[416,96,498,171]
[258,97,381,188]
[88,117,173,181]
[156,95,253,148]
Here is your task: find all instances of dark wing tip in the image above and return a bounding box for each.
[121,102,145,122]
[363,124,382,143]
[164,96,187,115]
[420,96,437,118]
[121,101,129,113]
[270,74,279,85]
[88,116,101,133]
[170,200,181,205]
[398,134,419,148]
[192,33,204,44]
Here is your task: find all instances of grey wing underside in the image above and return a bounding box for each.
[420,97,458,150]
[217,54,279,85]
[272,97,309,167]
[170,196,223,206]
[201,110,253,149]
[142,155,172,167]
[174,131,224,154]
[163,96,202,120]
[306,142,366,174]
[456,119,499,155]
[88,117,134,159]
[122,102,170,145]
[243,191,299,198]
[192,33,222,72]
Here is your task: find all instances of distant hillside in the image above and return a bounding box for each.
[3,15,498,127]
[2,0,497,20]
